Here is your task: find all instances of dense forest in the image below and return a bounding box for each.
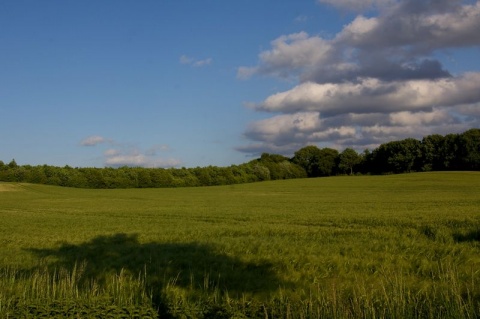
[1,129,479,189]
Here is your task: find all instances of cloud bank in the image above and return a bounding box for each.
[237,0,480,156]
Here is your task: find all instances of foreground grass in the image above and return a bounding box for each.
[1,172,480,318]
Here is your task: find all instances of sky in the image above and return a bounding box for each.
[1,0,479,168]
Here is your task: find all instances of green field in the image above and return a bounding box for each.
[1,172,480,318]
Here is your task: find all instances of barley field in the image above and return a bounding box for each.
[1,172,480,318]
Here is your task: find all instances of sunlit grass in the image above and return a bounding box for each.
[1,172,480,318]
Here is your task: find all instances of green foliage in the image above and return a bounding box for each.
[338,148,361,175]
[459,128,480,170]
[317,148,339,176]
[370,138,422,174]
[421,134,446,171]
[8,159,18,169]
[292,146,339,177]
[1,172,480,317]
[256,153,307,180]
[292,145,322,177]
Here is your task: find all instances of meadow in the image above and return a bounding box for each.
[1,172,480,318]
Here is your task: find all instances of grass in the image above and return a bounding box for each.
[1,172,480,318]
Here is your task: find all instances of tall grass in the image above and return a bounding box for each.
[0,264,157,318]
[2,262,477,318]
[1,172,480,318]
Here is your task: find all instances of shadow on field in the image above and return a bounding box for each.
[453,229,480,243]
[26,233,285,316]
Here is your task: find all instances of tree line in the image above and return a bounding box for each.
[0,155,307,189]
[1,129,479,189]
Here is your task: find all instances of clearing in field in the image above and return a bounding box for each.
[1,172,480,318]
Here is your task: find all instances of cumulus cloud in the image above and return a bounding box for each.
[457,103,480,117]
[240,112,358,153]
[254,73,480,116]
[238,32,333,80]
[180,55,212,67]
[237,0,480,155]
[335,1,480,52]
[239,0,480,83]
[240,107,472,153]
[243,112,323,144]
[389,109,452,126]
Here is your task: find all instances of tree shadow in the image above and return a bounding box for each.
[453,229,480,243]
[26,233,288,316]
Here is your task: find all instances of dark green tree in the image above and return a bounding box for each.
[441,134,461,170]
[150,169,174,187]
[459,129,480,170]
[373,138,422,173]
[317,148,340,176]
[8,159,18,169]
[292,145,322,177]
[421,134,446,171]
[252,163,271,181]
[259,153,295,180]
[338,148,361,175]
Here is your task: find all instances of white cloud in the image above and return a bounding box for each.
[337,15,379,45]
[456,103,480,117]
[104,148,119,157]
[239,105,475,154]
[244,112,323,143]
[179,55,193,64]
[389,109,452,126]
[104,152,181,168]
[359,121,471,143]
[335,1,480,52]
[240,1,480,83]
[236,66,258,80]
[254,73,480,116]
[294,15,309,23]
[80,135,109,146]
[242,112,358,150]
[81,136,181,168]
[103,146,181,168]
[180,55,213,67]
[237,32,333,79]
[193,58,212,67]
[310,126,357,140]
[145,144,171,156]
[421,2,480,48]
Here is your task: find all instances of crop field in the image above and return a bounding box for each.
[1,172,480,318]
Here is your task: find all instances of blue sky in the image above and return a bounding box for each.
[1,1,479,168]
